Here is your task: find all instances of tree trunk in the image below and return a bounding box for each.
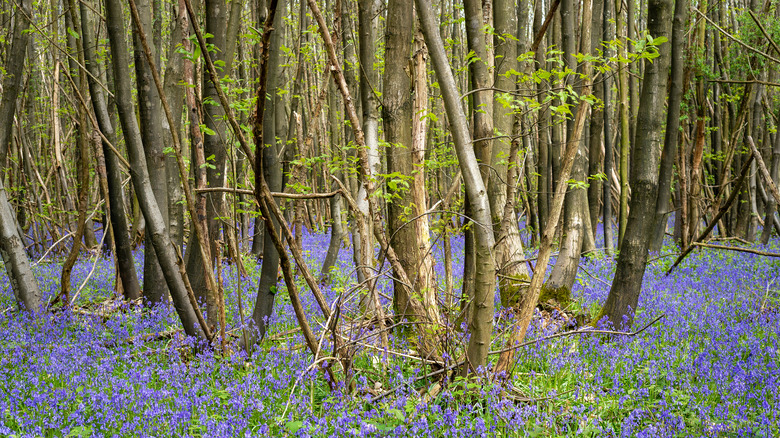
[760,111,780,243]
[320,78,344,284]
[545,0,592,294]
[79,0,141,301]
[384,0,420,318]
[599,0,672,329]
[59,0,91,306]
[417,0,496,372]
[602,0,615,255]
[162,0,188,250]
[249,0,287,341]
[615,0,630,248]
[650,0,688,252]
[184,0,237,330]
[105,0,207,339]
[588,0,604,240]
[356,0,381,310]
[132,0,169,305]
[492,0,530,308]
[0,0,41,312]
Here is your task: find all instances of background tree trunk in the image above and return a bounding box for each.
[650,0,688,252]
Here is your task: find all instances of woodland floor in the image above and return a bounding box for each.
[0,228,778,437]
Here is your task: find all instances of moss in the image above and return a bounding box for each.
[499,274,530,308]
[538,284,572,308]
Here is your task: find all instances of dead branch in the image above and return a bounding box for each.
[692,242,780,258]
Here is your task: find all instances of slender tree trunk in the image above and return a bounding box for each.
[545,0,593,294]
[162,0,188,250]
[58,0,91,306]
[132,0,169,305]
[534,0,550,236]
[249,0,287,341]
[615,0,630,248]
[688,15,708,242]
[588,0,605,240]
[384,0,419,318]
[320,35,345,284]
[604,2,617,255]
[185,0,238,330]
[461,0,494,318]
[356,0,380,310]
[79,0,141,301]
[417,0,496,372]
[760,113,780,243]
[492,0,530,308]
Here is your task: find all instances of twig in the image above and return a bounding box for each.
[488,314,665,355]
[693,7,780,65]
[578,265,610,287]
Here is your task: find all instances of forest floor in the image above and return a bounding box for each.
[0,230,778,437]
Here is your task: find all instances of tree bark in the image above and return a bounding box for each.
[384,0,420,318]
[615,0,630,248]
[416,0,496,372]
[356,0,381,309]
[461,0,494,309]
[132,0,169,305]
[602,0,615,255]
[599,0,672,329]
[0,0,41,313]
[0,0,40,311]
[588,0,604,240]
[546,0,592,294]
[492,0,530,308]
[650,0,688,252]
[249,0,288,341]
[105,0,206,339]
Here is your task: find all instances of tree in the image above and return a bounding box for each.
[0,0,41,313]
[105,0,207,339]
[599,0,673,329]
[491,0,531,308]
[650,0,689,252]
[416,0,496,372]
[248,0,289,342]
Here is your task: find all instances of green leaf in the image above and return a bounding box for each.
[285,420,303,433]
[67,426,93,437]
[388,408,405,422]
[651,36,668,45]
[199,124,216,136]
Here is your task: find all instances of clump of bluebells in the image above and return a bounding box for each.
[0,229,778,437]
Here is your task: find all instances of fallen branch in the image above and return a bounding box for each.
[691,242,780,258]
[488,314,665,356]
[103,328,182,348]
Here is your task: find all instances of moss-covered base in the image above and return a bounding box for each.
[499,274,530,308]
[537,284,572,309]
